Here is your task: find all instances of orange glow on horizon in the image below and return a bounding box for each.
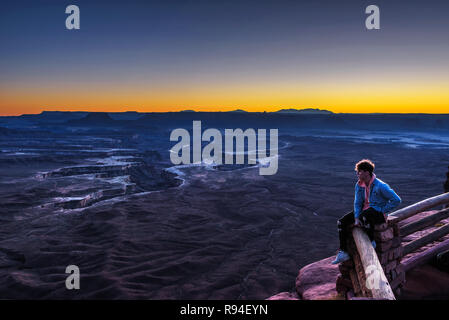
[1,80,448,116]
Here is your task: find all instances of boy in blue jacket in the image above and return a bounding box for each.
[332,159,401,264]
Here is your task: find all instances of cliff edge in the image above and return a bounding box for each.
[268,210,449,300]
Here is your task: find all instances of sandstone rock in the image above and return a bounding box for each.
[266,291,300,300]
[295,256,342,300]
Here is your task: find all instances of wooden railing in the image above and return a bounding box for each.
[351,227,395,299]
[337,219,401,300]
[388,193,449,224]
[336,192,449,300]
[389,193,449,273]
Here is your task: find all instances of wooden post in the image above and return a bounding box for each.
[352,227,396,300]
[388,193,449,224]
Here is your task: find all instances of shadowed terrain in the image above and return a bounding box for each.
[0,111,448,299]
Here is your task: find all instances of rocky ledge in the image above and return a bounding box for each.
[268,210,449,300]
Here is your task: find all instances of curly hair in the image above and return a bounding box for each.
[355,159,375,175]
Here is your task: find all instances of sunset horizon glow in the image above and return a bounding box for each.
[1,0,448,116]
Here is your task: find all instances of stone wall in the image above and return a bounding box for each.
[336,222,406,299]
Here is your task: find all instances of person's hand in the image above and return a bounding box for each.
[354,218,362,227]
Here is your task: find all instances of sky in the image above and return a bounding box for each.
[1,0,448,115]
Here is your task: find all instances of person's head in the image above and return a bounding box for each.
[355,159,375,181]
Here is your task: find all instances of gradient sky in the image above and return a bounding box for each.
[1,0,448,115]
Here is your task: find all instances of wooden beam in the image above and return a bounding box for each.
[403,223,449,255]
[400,207,449,237]
[351,247,370,297]
[401,238,449,272]
[352,227,396,300]
[388,192,449,224]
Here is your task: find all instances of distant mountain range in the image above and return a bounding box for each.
[1,110,448,133]
[274,108,333,114]
[178,108,332,114]
[67,112,115,125]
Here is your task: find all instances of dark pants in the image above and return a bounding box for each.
[337,208,386,251]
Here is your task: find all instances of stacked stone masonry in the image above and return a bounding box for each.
[336,222,406,299]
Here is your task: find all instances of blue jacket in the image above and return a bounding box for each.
[354,177,401,218]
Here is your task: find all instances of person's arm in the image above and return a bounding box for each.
[354,184,363,219]
[380,182,401,214]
